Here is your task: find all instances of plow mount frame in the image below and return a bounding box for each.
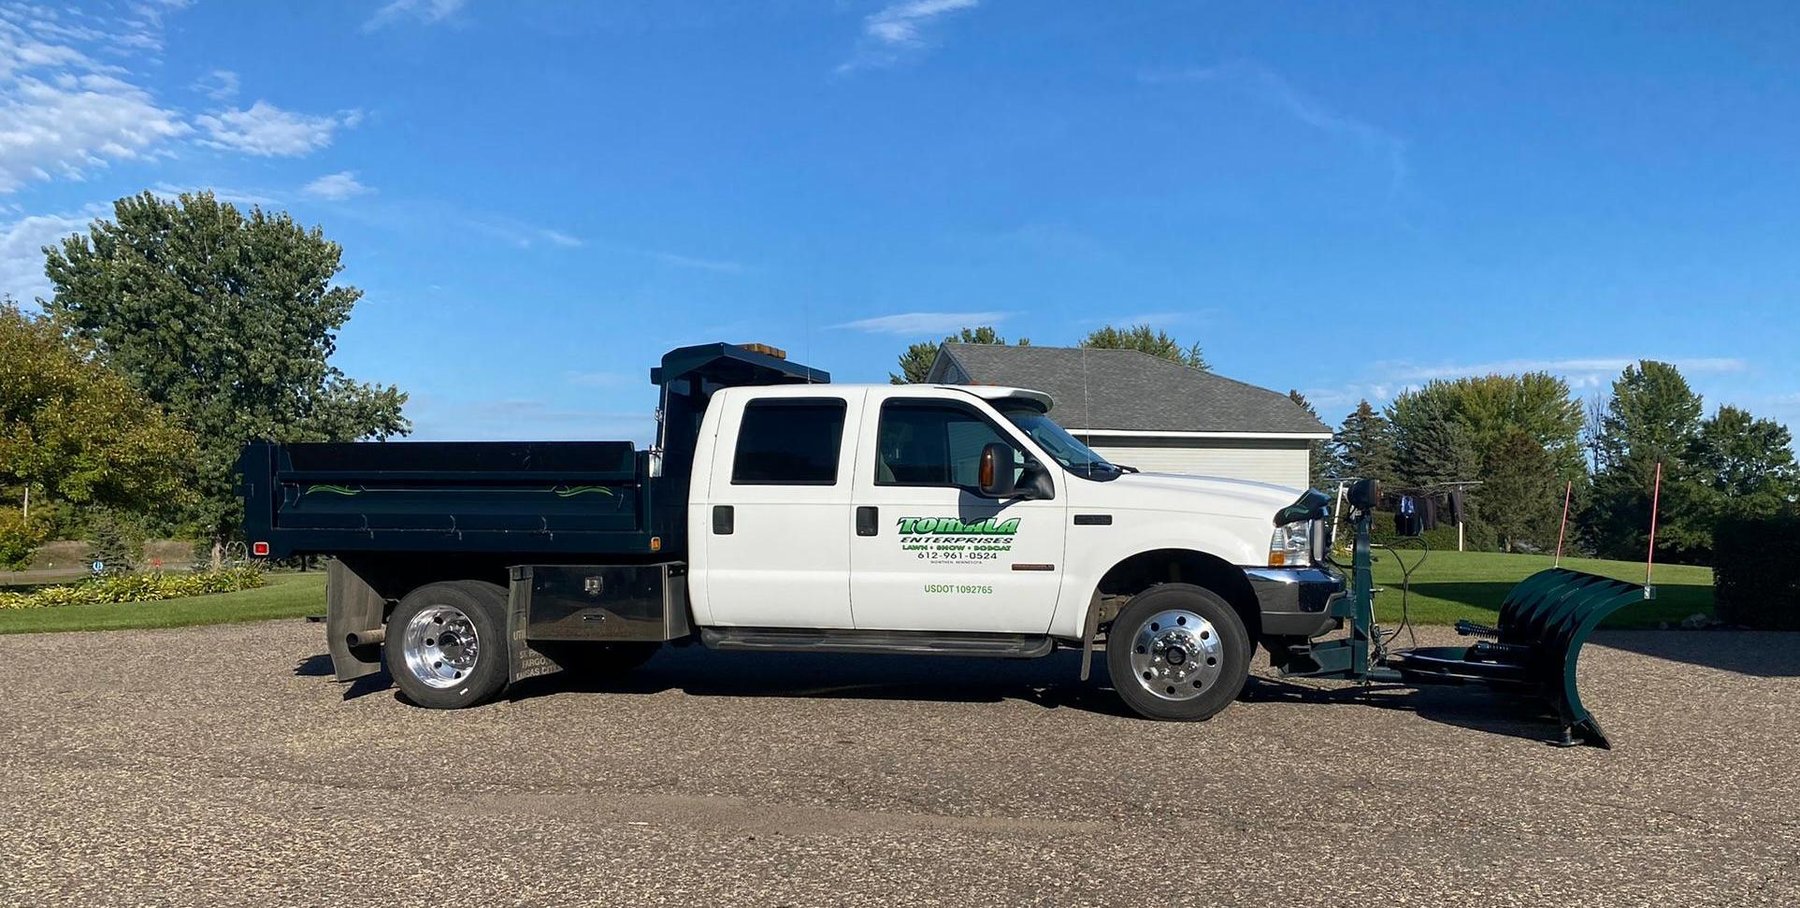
[1286,486,1650,749]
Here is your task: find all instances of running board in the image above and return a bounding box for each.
[700,627,1056,659]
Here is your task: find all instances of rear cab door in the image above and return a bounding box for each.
[848,387,1070,633]
[692,386,866,628]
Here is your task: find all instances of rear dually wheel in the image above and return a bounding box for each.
[385,580,510,709]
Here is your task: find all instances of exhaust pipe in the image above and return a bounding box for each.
[346,627,385,648]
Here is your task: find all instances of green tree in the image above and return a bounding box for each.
[1331,400,1397,486]
[1391,374,1584,481]
[1,299,197,567]
[41,192,408,561]
[1588,361,1704,560]
[1483,429,1560,552]
[1079,324,1207,370]
[1287,390,1327,488]
[1686,405,1800,526]
[890,325,1026,384]
[1389,391,1481,488]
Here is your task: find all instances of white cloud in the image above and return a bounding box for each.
[364,0,470,32]
[0,70,189,192]
[193,69,239,101]
[0,208,94,303]
[1143,61,1409,192]
[833,311,1011,335]
[840,0,978,72]
[302,171,372,201]
[195,101,359,157]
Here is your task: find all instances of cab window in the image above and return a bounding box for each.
[875,401,1017,488]
[732,399,846,485]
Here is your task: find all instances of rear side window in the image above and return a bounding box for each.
[732,399,847,485]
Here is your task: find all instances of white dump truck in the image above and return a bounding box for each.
[241,342,1343,720]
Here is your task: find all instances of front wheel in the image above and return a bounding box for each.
[385,581,510,709]
[1105,583,1251,721]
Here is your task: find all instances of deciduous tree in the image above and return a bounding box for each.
[0,299,197,565]
[41,192,408,561]
[890,326,1026,384]
[1079,324,1207,370]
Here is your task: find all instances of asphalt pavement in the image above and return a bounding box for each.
[0,621,1794,907]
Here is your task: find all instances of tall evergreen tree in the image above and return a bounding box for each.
[1287,390,1327,489]
[1588,360,1703,560]
[1389,391,1480,488]
[1330,400,1397,486]
[1483,429,1560,552]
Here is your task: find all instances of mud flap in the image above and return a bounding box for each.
[1389,568,1649,748]
[323,561,389,681]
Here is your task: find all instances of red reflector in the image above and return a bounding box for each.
[252,541,270,557]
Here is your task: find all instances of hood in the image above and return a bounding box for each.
[1079,471,1308,523]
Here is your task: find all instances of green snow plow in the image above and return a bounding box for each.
[1283,480,1651,748]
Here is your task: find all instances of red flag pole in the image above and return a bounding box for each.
[1645,461,1663,590]
[1554,480,1574,567]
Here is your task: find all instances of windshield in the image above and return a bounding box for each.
[997,404,1122,480]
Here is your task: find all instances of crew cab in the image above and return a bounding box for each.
[240,343,1341,720]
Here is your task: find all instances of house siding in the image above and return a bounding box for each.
[1075,435,1312,489]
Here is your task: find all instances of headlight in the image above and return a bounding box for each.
[1269,520,1313,567]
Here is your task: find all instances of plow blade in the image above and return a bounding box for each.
[1389,568,1648,748]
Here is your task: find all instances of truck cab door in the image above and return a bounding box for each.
[848,392,1069,634]
[696,388,864,628]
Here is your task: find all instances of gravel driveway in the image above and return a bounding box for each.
[0,620,1794,907]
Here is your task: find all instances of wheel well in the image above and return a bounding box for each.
[1094,549,1261,641]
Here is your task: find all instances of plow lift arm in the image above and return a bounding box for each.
[1286,479,1652,749]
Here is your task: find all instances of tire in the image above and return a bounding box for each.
[535,641,661,679]
[385,580,510,709]
[1106,583,1251,721]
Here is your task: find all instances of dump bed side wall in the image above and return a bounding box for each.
[239,441,668,560]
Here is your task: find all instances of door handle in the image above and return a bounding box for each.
[856,506,878,536]
[712,505,734,535]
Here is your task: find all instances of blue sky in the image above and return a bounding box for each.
[2,0,1796,444]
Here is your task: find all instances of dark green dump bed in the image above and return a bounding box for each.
[239,440,663,559]
[238,342,831,563]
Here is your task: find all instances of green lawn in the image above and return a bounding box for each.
[0,551,1710,635]
[1368,548,1711,629]
[0,572,326,635]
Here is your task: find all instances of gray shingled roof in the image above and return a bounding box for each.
[928,343,1329,435]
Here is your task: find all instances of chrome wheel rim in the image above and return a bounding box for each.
[1127,609,1224,701]
[402,604,481,689]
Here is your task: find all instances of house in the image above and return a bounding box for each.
[926,343,1331,488]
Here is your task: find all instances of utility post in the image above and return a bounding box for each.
[1435,480,1483,552]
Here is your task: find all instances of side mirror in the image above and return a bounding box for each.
[1348,478,1379,511]
[977,443,1018,498]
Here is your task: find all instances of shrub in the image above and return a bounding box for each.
[0,567,266,611]
[85,508,147,574]
[1713,515,1800,630]
[0,509,49,570]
